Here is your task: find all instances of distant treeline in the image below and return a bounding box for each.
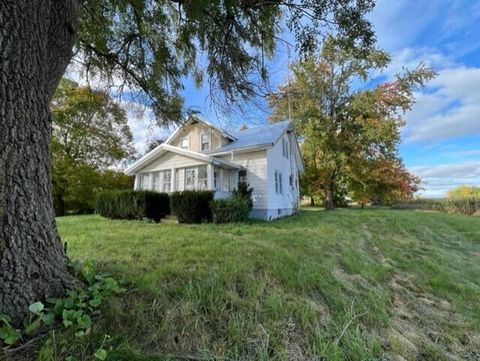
[391,197,480,216]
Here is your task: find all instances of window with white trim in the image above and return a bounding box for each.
[185,168,196,190]
[197,165,208,190]
[180,137,189,150]
[140,173,151,190]
[201,133,211,151]
[275,171,283,194]
[162,170,171,192]
[152,172,160,191]
[137,174,144,190]
[282,138,289,158]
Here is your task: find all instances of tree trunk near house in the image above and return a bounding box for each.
[0,0,78,323]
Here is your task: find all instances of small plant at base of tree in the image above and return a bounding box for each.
[0,261,125,360]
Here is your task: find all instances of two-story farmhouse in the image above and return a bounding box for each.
[125,116,304,220]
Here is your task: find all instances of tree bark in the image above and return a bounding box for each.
[325,175,335,211]
[0,0,79,323]
[310,196,315,206]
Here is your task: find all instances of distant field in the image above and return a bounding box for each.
[53,208,480,360]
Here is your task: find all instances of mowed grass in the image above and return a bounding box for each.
[55,208,480,360]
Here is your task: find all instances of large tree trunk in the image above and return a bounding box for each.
[325,175,335,211]
[0,0,78,323]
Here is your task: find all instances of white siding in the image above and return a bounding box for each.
[169,122,230,152]
[266,132,301,217]
[140,152,206,172]
[219,150,268,209]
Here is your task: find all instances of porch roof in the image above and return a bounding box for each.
[124,143,241,175]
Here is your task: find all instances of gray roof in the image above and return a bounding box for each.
[204,120,291,154]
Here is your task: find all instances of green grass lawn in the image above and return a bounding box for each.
[53,208,480,360]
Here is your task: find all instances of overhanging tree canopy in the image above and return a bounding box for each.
[0,0,376,323]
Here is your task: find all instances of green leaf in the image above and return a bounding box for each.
[0,314,12,324]
[75,330,85,338]
[89,297,102,308]
[77,314,92,329]
[41,312,55,326]
[0,326,21,345]
[94,348,107,360]
[25,317,42,336]
[53,299,65,316]
[63,319,73,328]
[64,298,75,309]
[28,301,44,315]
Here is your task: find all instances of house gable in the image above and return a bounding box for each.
[166,116,235,153]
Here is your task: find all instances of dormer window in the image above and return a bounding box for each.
[201,133,210,151]
[180,137,189,150]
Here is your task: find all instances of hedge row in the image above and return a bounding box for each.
[96,190,170,222]
[391,197,480,216]
[96,189,254,224]
[170,190,214,223]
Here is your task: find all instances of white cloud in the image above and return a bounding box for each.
[122,102,174,155]
[403,66,480,143]
[383,47,452,77]
[410,161,480,197]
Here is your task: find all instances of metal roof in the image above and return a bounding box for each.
[204,120,292,154]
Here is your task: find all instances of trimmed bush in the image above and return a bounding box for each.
[391,197,480,216]
[143,191,170,221]
[232,183,254,211]
[211,197,250,224]
[170,190,214,223]
[96,190,170,222]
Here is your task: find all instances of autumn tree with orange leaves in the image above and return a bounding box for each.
[269,38,434,209]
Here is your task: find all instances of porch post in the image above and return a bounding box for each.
[219,169,224,192]
[133,174,138,190]
[207,164,214,191]
[171,167,176,192]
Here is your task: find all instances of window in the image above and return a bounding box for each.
[185,168,196,190]
[238,169,247,186]
[201,133,210,151]
[197,165,208,190]
[137,174,144,190]
[162,170,171,192]
[139,173,150,190]
[282,138,289,158]
[180,137,189,150]
[152,172,160,191]
[275,171,283,194]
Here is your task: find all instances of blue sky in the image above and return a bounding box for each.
[125,0,480,197]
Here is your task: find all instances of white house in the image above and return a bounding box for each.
[125,116,304,220]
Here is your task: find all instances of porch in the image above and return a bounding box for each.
[134,163,242,198]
